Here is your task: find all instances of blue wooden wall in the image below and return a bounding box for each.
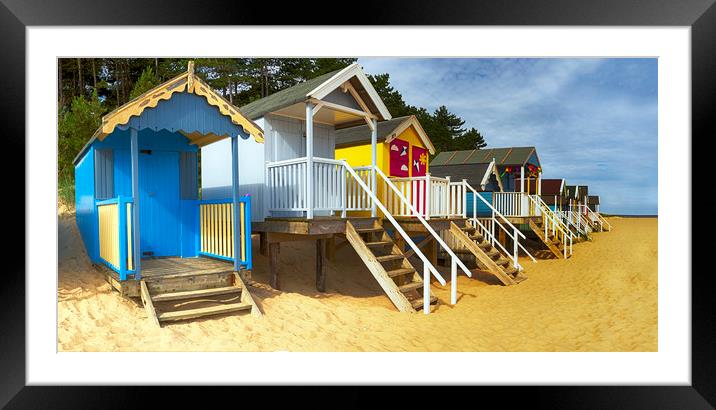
[466,191,493,217]
[75,146,99,262]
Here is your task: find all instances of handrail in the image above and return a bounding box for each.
[346,163,474,311]
[342,161,454,315]
[265,156,308,168]
[527,195,573,258]
[463,181,536,268]
[597,212,612,231]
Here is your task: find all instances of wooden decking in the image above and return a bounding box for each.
[141,257,234,279]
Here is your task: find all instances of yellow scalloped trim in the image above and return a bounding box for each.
[97,71,264,144]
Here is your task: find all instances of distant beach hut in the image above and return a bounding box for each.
[431,147,573,260]
[73,62,262,325]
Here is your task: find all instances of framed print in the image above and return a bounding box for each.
[1,0,711,407]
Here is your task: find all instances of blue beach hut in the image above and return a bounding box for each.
[73,62,264,324]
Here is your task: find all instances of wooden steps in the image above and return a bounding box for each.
[158,302,252,322]
[447,221,523,286]
[139,271,261,327]
[376,254,406,263]
[387,267,416,278]
[345,220,438,313]
[151,286,240,302]
[528,218,566,259]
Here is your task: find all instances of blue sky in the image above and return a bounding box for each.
[358,58,658,215]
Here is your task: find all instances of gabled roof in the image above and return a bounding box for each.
[335,115,435,154]
[587,195,600,205]
[431,146,539,167]
[430,159,500,191]
[74,62,263,164]
[239,63,391,121]
[539,178,564,196]
[565,185,578,199]
[577,185,589,199]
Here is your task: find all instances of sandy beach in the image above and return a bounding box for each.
[58,209,657,352]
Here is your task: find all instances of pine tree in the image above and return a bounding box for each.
[129,66,160,100]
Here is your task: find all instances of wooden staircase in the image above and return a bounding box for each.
[528,218,569,259]
[447,221,525,285]
[140,271,261,327]
[344,219,437,313]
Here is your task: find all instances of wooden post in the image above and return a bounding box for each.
[316,239,326,292]
[231,135,241,271]
[305,102,314,219]
[130,128,141,279]
[426,237,437,268]
[370,118,378,218]
[269,242,280,290]
[537,172,542,196]
[325,236,336,262]
[259,232,268,256]
[520,166,525,193]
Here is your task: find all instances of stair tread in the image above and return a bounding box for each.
[398,281,424,293]
[502,265,519,276]
[387,267,416,278]
[486,249,500,258]
[365,241,393,247]
[158,302,252,322]
[152,286,241,302]
[478,242,492,250]
[411,295,438,310]
[355,227,384,233]
[495,258,510,266]
[375,254,405,263]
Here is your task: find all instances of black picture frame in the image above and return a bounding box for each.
[1,0,710,407]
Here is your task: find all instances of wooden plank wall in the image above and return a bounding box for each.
[98,203,120,268]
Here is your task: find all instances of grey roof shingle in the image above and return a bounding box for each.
[429,163,492,190]
[239,69,342,120]
[430,147,538,167]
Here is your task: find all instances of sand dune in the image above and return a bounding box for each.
[57,212,657,352]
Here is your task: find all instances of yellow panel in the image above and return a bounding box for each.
[98,203,120,269]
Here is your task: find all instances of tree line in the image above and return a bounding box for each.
[58,58,487,186]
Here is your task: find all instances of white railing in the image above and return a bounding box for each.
[266,157,309,212]
[492,192,536,217]
[312,157,347,213]
[266,157,365,217]
[345,166,373,212]
[344,164,474,312]
[383,174,460,219]
[463,181,536,270]
[528,195,573,258]
[583,205,610,232]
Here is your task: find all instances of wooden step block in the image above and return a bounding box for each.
[503,265,519,276]
[470,234,484,241]
[495,258,509,266]
[387,267,416,278]
[486,249,500,259]
[158,302,252,322]
[151,286,241,302]
[461,226,476,233]
[365,241,393,248]
[478,241,492,250]
[398,281,424,293]
[376,254,406,263]
[410,295,438,310]
[355,227,384,233]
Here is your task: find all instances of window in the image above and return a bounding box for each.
[94,149,114,199]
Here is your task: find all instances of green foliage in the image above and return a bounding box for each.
[55,58,489,210]
[57,91,104,180]
[129,66,160,100]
